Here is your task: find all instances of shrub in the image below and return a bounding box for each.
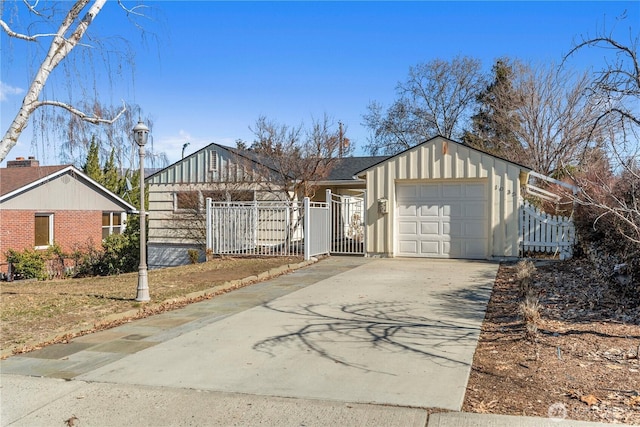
[6,248,47,280]
[74,231,140,277]
[519,292,541,341]
[515,260,536,296]
[5,244,66,280]
[574,167,640,300]
[187,249,200,264]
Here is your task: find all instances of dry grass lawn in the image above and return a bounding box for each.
[1,256,302,357]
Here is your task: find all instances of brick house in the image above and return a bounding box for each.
[0,157,136,274]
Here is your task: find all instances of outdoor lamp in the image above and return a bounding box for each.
[133,120,150,302]
[133,120,149,147]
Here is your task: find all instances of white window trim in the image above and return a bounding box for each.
[35,213,54,249]
[102,212,126,238]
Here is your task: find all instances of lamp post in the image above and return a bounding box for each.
[133,120,150,302]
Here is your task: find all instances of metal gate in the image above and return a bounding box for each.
[327,189,365,255]
[205,198,330,260]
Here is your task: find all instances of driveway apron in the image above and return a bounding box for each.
[79,258,498,410]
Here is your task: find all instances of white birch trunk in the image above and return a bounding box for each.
[0,0,108,163]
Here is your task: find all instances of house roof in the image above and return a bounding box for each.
[145,142,287,182]
[354,135,533,177]
[146,142,386,184]
[0,164,137,211]
[325,156,390,181]
[0,165,68,196]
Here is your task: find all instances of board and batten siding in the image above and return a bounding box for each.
[146,144,272,267]
[362,136,527,259]
[147,145,260,244]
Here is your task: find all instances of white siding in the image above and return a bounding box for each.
[362,136,525,259]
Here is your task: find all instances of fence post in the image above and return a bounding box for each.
[326,189,332,253]
[205,197,212,252]
[304,197,310,261]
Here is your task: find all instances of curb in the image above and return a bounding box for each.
[1,257,319,359]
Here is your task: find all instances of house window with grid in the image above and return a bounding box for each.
[35,213,53,248]
[102,212,125,239]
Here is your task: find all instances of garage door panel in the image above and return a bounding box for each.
[420,185,439,198]
[465,183,486,197]
[464,204,486,218]
[446,222,462,237]
[398,205,417,216]
[421,221,440,235]
[398,221,418,234]
[445,241,461,257]
[420,205,439,217]
[443,203,463,218]
[420,241,440,255]
[464,240,487,258]
[442,184,463,198]
[398,240,418,254]
[396,181,487,259]
[397,184,419,199]
[464,221,487,238]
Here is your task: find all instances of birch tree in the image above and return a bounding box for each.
[0,0,146,162]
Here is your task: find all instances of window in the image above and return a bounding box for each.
[35,214,53,248]
[202,190,255,202]
[102,212,125,239]
[175,191,200,211]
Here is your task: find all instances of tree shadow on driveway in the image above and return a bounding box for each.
[252,299,483,374]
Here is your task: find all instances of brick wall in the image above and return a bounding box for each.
[0,210,104,273]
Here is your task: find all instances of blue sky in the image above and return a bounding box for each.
[1,1,638,166]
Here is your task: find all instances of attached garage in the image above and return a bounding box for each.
[356,136,531,260]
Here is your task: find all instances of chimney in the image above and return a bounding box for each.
[7,157,40,168]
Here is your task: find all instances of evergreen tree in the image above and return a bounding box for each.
[463,59,523,161]
[83,136,103,183]
[102,148,122,194]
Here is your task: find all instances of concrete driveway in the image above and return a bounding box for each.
[77,258,498,410]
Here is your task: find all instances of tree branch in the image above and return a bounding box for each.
[0,19,58,41]
[34,99,127,125]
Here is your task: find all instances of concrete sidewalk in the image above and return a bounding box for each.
[2,257,637,427]
[5,374,631,427]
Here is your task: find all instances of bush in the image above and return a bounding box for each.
[574,165,640,300]
[6,248,47,280]
[187,249,200,264]
[74,233,139,277]
[5,245,66,280]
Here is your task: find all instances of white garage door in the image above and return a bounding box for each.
[396,181,488,259]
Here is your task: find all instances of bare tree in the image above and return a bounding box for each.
[363,55,486,155]
[563,29,640,256]
[249,114,351,201]
[507,62,613,176]
[248,115,351,248]
[0,1,150,163]
[565,30,640,169]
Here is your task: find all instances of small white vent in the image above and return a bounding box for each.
[209,152,218,171]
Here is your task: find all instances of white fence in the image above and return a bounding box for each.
[304,198,330,260]
[327,189,365,255]
[520,201,576,260]
[205,198,330,260]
